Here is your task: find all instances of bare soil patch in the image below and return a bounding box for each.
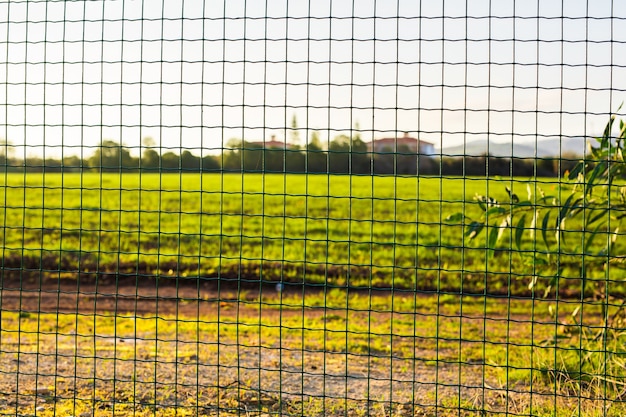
[0,274,605,416]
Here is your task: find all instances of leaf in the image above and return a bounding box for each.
[607,227,620,256]
[541,211,552,249]
[487,224,499,256]
[584,223,606,254]
[565,197,584,217]
[543,284,553,299]
[567,161,584,180]
[558,193,576,225]
[497,216,510,242]
[581,265,588,294]
[465,221,484,239]
[586,161,607,192]
[586,207,610,227]
[616,147,624,164]
[529,210,538,240]
[445,213,465,222]
[545,269,561,299]
[600,115,616,149]
[553,194,579,246]
[515,215,526,251]
[607,161,621,178]
[506,186,519,203]
[486,206,507,217]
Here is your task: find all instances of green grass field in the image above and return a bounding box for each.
[0,172,621,295]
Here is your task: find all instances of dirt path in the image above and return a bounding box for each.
[0,275,584,416]
[0,275,258,316]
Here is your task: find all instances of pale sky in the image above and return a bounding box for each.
[1,0,625,158]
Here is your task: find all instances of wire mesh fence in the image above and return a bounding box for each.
[1,0,626,416]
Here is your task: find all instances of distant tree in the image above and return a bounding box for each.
[201,154,221,171]
[554,151,581,176]
[161,152,179,171]
[353,121,362,143]
[141,148,160,171]
[415,155,437,175]
[222,139,243,172]
[0,138,14,169]
[536,156,556,177]
[390,146,437,175]
[262,147,284,172]
[222,151,241,172]
[88,140,137,172]
[24,156,46,172]
[328,131,370,174]
[372,153,395,174]
[306,130,327,173]
[285,149,305,173]
[350,124,369,174]
[62,155,83,172]
[142,136,156,148]
[181,150,201,171]
[140,137,160,171]
[290,114,301,148]
[328,135,351,173]
[395,144,417,175]
[308,130,323,151]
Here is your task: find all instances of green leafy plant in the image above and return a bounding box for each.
[449,110,626,395]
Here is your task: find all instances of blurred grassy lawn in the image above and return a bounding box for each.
[0,172,620,294]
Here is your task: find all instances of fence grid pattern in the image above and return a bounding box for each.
[1,1,625,416]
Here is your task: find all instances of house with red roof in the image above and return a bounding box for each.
[366,133,435,155]
[248,135,297,150]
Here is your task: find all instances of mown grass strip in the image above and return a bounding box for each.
[1,173,621,296]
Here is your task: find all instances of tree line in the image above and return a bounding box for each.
[0,137,579,177]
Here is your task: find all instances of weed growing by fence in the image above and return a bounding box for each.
[451,113,626,399]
